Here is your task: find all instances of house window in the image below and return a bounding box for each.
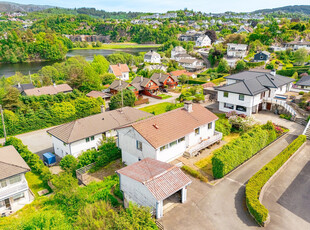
[0,180,7,188]
[169,140,177,147]
[208,122,212,129]
[195,128,200,135]
[223,92,229,97]
[224,103,234,109]
[86,137,90,142]
[160,144,168,151]
[9,175,21,184]
[12,192,24,201]
[178,137,185,143]
[236,105,247,112]
[239,94,245,101]
[136,140,142,151]
[91,136,95,141]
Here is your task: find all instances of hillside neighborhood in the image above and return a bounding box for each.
[0,2,310,230]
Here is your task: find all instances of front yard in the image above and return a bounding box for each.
[157,94,172,99]
[140,102,183,115]
[25,172,52,198]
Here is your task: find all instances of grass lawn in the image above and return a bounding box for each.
[157,94,172,99]
[72,43,161,50]
[139,102,173,115]
[25,172,52,198]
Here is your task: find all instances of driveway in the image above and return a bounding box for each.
[135,92,180,109]
[160,112,307,230]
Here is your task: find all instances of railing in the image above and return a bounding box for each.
[76,162,96,184]
[302,119,310,138]
[185,131,222,157]
[0,179,28,200]
[263,98,297,117]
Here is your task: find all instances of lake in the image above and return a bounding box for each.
[0,47,156,78]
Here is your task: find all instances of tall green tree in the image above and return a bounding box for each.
[109,90,136,110]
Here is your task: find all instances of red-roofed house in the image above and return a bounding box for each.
[170,70,197,79]
[116,102,222,165]
[109,63,130,81]
[116,158,191,218]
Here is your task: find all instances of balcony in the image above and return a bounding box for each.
[184,131,222,158]
[0,179,29,201]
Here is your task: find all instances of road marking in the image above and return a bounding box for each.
[226,178,245,187]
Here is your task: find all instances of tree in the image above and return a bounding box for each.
[205,30,217,44]
[235,60,247,72]
[294,48,308,65]
[178,74,189,84]
[91,55,110,74]
[59,155,78,173]
[109,90,136,110]
[292,72,299,80]
[2,87,22,111]
[217,59,230,73]
[102,73,116,85]
[50,102,76,121]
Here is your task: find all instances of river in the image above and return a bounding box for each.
[0,47,156,78]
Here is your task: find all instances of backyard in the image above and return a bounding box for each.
[140,102,183,115]
[25,172,53,198]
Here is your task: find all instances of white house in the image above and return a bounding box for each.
[216,70,294,116]
[116,158,191,219]
[195,35,211,47]
[47,107,152,158]
[284,41,310,51]
[0,146,33,216]
[171,46,187,59]
[174,53,195,62]
[178,58,204,70]
[227,43,248,58]
[295,75,310,91]
[108,64,130,81]
[144,50,161,63]
[117,102,221,165]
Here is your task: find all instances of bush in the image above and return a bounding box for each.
[246,135,306,225]
[181,166,208,182]
[60,155,78,173]
[279,114,292,120]
[299,91,305,95]
[77,149,98,169]
[212,124,277,179]
[215,117,232,136]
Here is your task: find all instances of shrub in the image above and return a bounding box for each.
[279,114,292,120]
[77,149,98,169]
[60,155,78,173]
[212,125,277,179]
[215,117,232,137]
[299,91,305,95]
[181,166,208,182]
[246,135,306,225]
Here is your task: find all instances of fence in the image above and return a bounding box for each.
[134,98,149,106]
[76,162,96,185]
[263,98,297,117]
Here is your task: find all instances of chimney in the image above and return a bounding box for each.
[53,82,56,87]
[118,63,121,67]
[184,101,193,113]
[101,105,105,113]
[17,82,21,88]
[270,69,276,76]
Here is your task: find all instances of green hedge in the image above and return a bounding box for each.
[187,79,207,85]
[246,61,265,68]
[277,66,310,76]
[212,125,277,179]
[245,135,306,226]
[181,165,208,182]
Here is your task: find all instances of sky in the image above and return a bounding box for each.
[6,0,310,13]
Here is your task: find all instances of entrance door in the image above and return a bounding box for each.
[4,199,10,209]
[258,103,263,112]
[267,103,272,111]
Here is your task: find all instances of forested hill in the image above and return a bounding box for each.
[0,1,54,12]
[253,5,310,15]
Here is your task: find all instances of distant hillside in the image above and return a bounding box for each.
[253,5,310,15]
[0,1,54,12]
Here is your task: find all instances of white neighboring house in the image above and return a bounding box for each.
[47,107,152,158]
[116,158,191,219]
[295,75,310,91]
[195,35,211,47]
[284,41,310,51]
[227,43,248,58]
[216,70,294,116]
[117,102,222,165]
[144,50,161,63]
[171,46,187,59]
[0,146,33,216]
[178,58,204,70]
[174,53,195,62]
[108,64,130,81]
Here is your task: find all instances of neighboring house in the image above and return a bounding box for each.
[143,64,168,72]
[227,43,248,58]
[86,91,112,100]
[109,80,130,95]
[284,41,310,51]
[170,70,197,79]
[174,53,195,62]
[237,25,253,33]
[108,64,130,81]
[195,35,211,47]
[216,70,294,116]
[13,83,35,94]
[171,46,187,59]
[269,46,286,52]
[131,76,160,96]
[47,107,152,158]
[253,51,270,62]
[0,146,32,216]
[150,73,178,89]
[116,158,191,219]
[295,75,310,90]
[224,57,239,68]
[23,84,72,96]
[144,50,161,63]
[117,102,221,165]
[178,58,204,70]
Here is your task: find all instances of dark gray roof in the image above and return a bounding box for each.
[217,71,294,96]
[109,80,129,91]
[296,75,310,86]
[13,83,35,93]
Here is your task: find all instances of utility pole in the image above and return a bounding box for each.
[0,105,7,143]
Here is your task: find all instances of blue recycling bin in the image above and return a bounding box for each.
[43,152,56,166]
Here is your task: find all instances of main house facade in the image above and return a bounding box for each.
[117,103,221,165]
[47,107,152,158]
[108,64,130,81]
[216,70,294,116]
[144,50,161,63]
[0,146,32,216]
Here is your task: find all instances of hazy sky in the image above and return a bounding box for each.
[8,0,310,13]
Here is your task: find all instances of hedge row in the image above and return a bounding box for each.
[277,66,310,77]
[246,61,265,68]
[245,135,306,226]
[187,79,207,85]
[181,166,208,182]
[4,137,52,182]
[212,124,277,179]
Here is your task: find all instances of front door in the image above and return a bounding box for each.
[4,198,10,209]
[258,103,263,112]
[267,103,272,111]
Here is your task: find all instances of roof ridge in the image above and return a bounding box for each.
[241,80,253,96]
[263,74,277,88]
[143,165,176,184]
[64,121,78,143]
[0,160,29,171]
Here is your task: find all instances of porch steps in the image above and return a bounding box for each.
[295,117,307,126]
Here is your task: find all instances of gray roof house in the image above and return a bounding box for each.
[144,50,161,63]
[295,75,310,90]
[215,70,294,116]
[253,51,270,62]
[13,83,35,94]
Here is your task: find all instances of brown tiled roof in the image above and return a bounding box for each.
[86,91,112,99]
[120,104,218,149]
[110,64,130,77]
[23,84,72,96]
[0,146,30,180]
[117,158,191,201]
[170,70,193,77]
[47,107,153,143]
[109,80,129,91]
[202,82,216,88]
